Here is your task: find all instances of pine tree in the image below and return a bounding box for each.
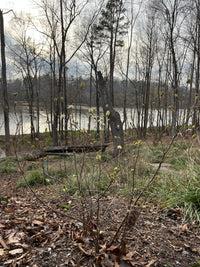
[95,0,128,105]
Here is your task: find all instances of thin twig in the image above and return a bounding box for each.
[107,134,177,248]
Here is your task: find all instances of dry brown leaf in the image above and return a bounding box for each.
[75,233,84,243]
[32,220,44,226]
[181,224,188,232]
[107,240,127,257]
[128,208,140,227]
[19,208,30,215]
[145,259,157,267]
[0,235,9,249]
[3,259,13,265]
[101,254,114,267]
[118,261,132,267]
[6,232,19,244]
[185,245,200,255]
[129,260,140,266]
[7,231,26,244]
[121,251,136,261]
[64,259,70,265]
[120,240,127,257]
[0,223,5,228]
[19,243,29,249]
[0,248,6,256]
[183,243,190,249]
[9,248,23,255]
[4,205,15,213]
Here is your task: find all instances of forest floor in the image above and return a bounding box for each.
[1,170,200,267]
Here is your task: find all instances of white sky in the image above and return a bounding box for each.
[0,0,33,13]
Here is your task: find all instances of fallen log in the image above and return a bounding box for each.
[46,144,109,153]
[45,152,73,157]
[24,144,109,160]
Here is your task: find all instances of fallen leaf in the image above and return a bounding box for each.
[19,243,29,249]
[0,235,9,249]
[75,233,84,243]
[4,205,15,213]
[181,224,188,232]
[0,248,6,256]
[120,240,126,257]
[7,231,25,244]
[128,208,140,226]
[0,223,5,228]
[122,251,136,261]
[101,254,114,267]
[107,240,127,257]
[146,259,157,267]
[118,261,132,266]
[184,243,190,249]
[32,220,44,226]
[186,246,200,255]
[3,259,13,265]
[129,260,141,266]
[18,208,30,215]
[9,248,23,255]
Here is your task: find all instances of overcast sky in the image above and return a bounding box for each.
[1,0,33,12]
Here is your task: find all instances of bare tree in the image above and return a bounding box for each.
[95,0,128,106]
[78,20,107,135]
[34,0,98,145]
[8,17,44,140]
[140,11,157,137]
[152,0,187,135]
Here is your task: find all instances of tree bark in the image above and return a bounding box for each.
[0,10,10,155]
[98,71,124,157]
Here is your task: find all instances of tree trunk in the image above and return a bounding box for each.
[98,71,124,157]
[0,10,10,155]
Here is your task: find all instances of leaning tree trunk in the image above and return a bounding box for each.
[98,71,124,157]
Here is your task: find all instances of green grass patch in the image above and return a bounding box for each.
[0,158,18,173]
[17,171,44,188]
[26,162,40,171]
[12,136,200,223]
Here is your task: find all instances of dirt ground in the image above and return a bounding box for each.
[1,169,200,267]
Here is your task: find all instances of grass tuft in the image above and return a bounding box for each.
[0,158,18,173]
[17,171,44,188]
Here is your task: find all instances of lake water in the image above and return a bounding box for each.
[0,103,188,135]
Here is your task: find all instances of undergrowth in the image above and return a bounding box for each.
[15,136,200,222]
[10,126,200,259]
[0,157,18,173]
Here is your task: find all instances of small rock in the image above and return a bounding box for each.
[182,250,189,255]
[0,148,6,158]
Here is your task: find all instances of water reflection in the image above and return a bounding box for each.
[0,103,188,135]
